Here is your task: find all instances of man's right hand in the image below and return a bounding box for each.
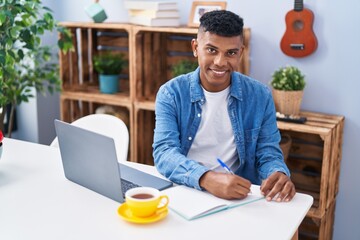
[199,171,251,200]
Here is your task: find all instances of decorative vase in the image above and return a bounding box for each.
[272,89,304,116]
[99,74,119,94]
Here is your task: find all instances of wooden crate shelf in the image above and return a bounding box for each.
[278,111,344,240]
[278,111,344,219]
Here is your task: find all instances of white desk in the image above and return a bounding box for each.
[0,138,313,240]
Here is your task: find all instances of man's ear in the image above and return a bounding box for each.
[239,44,245,59]
[191,39,198,57]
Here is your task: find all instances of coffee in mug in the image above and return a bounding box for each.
[125,187,169,218]
[132,193,154,199]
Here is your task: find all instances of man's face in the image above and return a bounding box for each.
[191,31,244,92]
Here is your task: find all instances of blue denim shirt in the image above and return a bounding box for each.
[153,68,290,190]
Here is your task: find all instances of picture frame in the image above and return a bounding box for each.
[188,1,227,28]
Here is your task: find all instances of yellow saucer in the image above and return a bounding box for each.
[117,203,168,224]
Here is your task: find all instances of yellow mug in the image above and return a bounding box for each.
[125,187,169,218]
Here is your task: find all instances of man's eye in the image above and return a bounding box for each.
[207,48,216,54]
[228,51,237,56]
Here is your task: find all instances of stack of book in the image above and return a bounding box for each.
[124,1,180,27]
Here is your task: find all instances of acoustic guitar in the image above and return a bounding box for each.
[280,0,318,58]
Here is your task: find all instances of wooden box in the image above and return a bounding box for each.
[59,22,132,97]
[132,27,197,103]
[278,111,344,219]
[299,200,336,240]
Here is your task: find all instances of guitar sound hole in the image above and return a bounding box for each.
[293,20,304,31]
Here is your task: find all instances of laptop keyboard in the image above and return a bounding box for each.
[121,178,141,197]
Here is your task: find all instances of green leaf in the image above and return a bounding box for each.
[10,26,21,38]
[30,25,37,34]
[0,12,6,26]
[0,50,6,65]
[18,49,24,60]
[37,26,44,34]
[5,38,13,49]
[20,29,32,42]
[44,12,53,24]
[43,6,53,12]
[7,49,16,59]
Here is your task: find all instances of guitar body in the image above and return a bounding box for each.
[280,6,318,57]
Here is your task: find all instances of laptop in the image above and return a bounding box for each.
[54,119,173,203]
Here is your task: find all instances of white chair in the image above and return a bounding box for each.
[51,114,129,162]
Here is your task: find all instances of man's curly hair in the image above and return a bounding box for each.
[199,10,243,37]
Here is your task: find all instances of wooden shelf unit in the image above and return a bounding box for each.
[278,111,344,240]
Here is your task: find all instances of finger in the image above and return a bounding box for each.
[237,178,251,190]
[284,184,296,202]
[228,178,251,199]
[275,181,294,202]
[264,178,287,201]
[260,175,278,196]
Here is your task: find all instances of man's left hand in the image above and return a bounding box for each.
[260,172,296,202]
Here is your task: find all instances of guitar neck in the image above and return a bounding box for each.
[294,0,304,11]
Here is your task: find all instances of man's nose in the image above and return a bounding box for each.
[214,54,226,66]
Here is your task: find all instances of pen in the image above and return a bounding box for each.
[217,158,234,175]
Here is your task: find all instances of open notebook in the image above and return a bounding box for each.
[162,185,264,220]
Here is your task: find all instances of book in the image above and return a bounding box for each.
[129,9,180,18]
[129,15,180,27]
[162,185,264,220]
[124,1,178,11]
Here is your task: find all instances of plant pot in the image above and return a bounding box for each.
[272,89,303,116]
[99,74,120,94]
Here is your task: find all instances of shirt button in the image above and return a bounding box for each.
[197,113,201,117]
[188,137,192,141]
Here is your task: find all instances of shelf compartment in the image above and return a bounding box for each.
[60,98,132,161]
[59,22,132,98]
[299,200,336,240]
[278,111,344,220]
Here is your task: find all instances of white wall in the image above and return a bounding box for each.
[19,0,359,239]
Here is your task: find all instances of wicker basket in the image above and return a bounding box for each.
[272,89,304,116]
[280,134,292,163]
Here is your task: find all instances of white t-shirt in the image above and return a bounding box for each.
[187,86,239,173]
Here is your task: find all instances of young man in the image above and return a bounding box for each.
[153,10,296,202]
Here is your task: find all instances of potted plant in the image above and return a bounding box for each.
[270,65,306,116]
[0,0,73,137]
[171,59,198,77]
[93,52,127,94]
